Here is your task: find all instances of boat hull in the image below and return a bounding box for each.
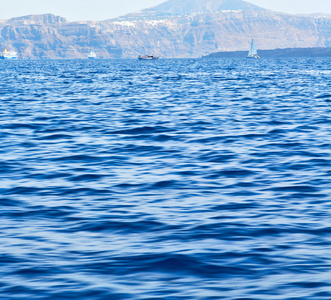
[0,55,18,60]
[138,55,159,60]
[247,55,260,59]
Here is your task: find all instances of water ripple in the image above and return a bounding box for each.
[0,58,330,299]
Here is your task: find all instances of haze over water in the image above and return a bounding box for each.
[0,58,331,299]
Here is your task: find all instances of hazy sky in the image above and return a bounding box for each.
[0,0,330,21]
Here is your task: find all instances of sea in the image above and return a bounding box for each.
[0,58,330,300]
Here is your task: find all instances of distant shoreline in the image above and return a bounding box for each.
[203,47,331,58]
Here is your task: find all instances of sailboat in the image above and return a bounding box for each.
[88,51,97,59]
[247,39,260,59]
[0,48,18,60]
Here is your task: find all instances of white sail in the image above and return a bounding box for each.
[247,39,260,58]
[249,39,257,56]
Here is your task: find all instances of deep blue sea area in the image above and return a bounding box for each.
[0,58,330,299]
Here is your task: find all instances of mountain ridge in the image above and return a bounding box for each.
[142,0,265,16]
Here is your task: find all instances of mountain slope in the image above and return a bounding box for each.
[144,0,265,15]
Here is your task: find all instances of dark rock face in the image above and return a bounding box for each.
[0,1,330,59]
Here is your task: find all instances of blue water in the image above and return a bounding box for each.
[0,58,330,299]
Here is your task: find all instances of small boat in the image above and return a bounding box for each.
[247,39,260,59]
[0,49,18,60]
[138,55,159,60]
[88,51,97,59]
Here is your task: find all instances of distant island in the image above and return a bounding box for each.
[203,47,331,58]
[0,0,330,59]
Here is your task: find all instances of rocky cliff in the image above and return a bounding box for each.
[0,0,330,59]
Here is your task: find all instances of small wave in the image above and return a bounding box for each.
[0,58,330,299]
[109,126,174,135]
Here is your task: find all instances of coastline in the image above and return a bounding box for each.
[203,47,331,58]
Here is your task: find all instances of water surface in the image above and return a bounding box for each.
[0,58,331,299]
